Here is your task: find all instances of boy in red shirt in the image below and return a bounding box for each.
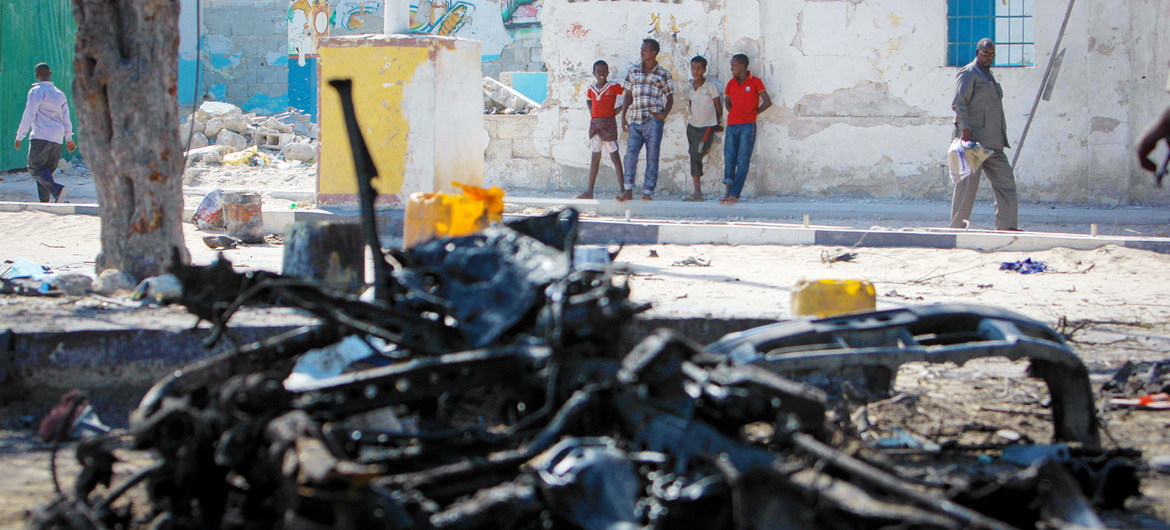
[721,54,772,204]
[575,60,625,199]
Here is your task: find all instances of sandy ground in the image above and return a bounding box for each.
[4,166,1170,525]
[0,159,316,210]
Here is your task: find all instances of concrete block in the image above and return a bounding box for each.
[281,142,316,162]
[187,132,210,150]
[512,139,539,159]
[531,47,543,67]
[494,115,538,140]
[204,117,226,137]
[485,139,513,160]
[482,116,500,136]
[198,101,243,119]
[222,115,249,133]
[215,129,249,152]
[500,72,514,87]
[483,76,540,112]
[265,117,293,133]
[226,83,248,99]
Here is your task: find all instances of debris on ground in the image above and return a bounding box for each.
[483,76,539,114]
[20,78,1151,530]
[999,257,1049,274]
[182,102,318,166]
[671,256,710,267]
[35,390,110,443]
[821,250,858,264]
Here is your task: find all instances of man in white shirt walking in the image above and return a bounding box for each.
[14,63,76,203]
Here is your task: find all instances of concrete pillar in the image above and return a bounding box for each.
[384,0,410,34]
[316,35,484,206]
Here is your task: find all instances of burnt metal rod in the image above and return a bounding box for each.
[1012,0,1076,168]
[791,433,1016,530]
[328,79,393,302]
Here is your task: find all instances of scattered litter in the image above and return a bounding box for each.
[202,235,242,250]
[222,145,271,166]
[999,258,1049,274]
[264,233,284,245]
[671,256,710,267]
[821,250,858,264]
[1,256,51,281]
[1110,392,1170,409]
[131,274,183,304]
[36,390,110,443]
[1150,455,1170,474]
[872,428,940,451]
[191,188,225,229]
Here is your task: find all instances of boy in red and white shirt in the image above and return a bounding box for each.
[575,60,625,199]
[721,54,772,204]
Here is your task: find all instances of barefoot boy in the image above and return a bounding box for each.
[575,60,625,199]
[684,56,723,202]
[721,54,772,205]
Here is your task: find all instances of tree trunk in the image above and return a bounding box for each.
[72,0,190,281]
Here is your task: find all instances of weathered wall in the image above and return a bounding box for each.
[199,0,291,114]
[316,35,484,205]
[512,0,1170,206]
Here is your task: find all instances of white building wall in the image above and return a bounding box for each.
[508,0,1170,205]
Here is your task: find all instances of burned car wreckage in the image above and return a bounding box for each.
[31,80,1140,529]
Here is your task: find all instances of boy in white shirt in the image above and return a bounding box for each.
[684,56,723,202]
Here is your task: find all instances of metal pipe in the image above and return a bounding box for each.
[1012,0,1076,168]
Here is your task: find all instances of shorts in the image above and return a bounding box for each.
[590,135,619,154]
[588,116,618,153]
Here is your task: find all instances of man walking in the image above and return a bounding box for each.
[14,63,76,203]
[949,39,1018,231]
[619,38,673,202]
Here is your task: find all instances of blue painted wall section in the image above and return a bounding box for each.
[288,57,319,121]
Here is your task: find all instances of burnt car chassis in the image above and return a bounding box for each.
[27,78,1140,529]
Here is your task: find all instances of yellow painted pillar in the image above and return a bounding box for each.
[316,35,484,206]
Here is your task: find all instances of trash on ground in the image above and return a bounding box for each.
[131,274,183,303]
[191,187,225,229]
[790,278,876,317]
[202,234,242,250]
[820,250,858,264]
[36,390,110,443]
[999,257,1049,274]
[671,256,710,267]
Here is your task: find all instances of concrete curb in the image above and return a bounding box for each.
[6,199,1170,254]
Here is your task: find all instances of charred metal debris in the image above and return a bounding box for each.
[30,79,1141,529]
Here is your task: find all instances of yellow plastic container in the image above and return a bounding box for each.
[790,279,876,318]
[403,182,505,248]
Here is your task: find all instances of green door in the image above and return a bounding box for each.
[1,0,78,171]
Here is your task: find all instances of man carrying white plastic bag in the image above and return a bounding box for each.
[947,138,992,184]
[948,39,1020,231]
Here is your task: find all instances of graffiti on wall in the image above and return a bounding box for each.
[289,0,385,61]
[409,0,541,60]
[289,1,540,62]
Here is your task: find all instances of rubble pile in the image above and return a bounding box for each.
[181,101,319,165]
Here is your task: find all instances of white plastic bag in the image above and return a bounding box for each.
[947,138,992,184]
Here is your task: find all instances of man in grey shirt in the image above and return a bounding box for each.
[949,39,1018,231]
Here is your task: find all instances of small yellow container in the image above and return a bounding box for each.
[790,279,876,318]
[403,182,505,248]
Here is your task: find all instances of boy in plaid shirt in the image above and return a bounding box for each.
[618,39,673,201]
